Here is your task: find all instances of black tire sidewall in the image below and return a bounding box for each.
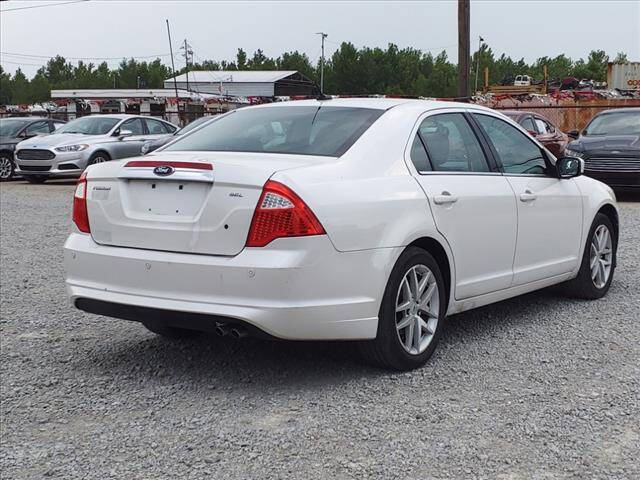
[377,247,447,370]
[577,213,617,298]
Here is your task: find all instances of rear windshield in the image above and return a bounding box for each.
[163,106,384,157]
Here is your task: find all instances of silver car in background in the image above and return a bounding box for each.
[15,114,177,183]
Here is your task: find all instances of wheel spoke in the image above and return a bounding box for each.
[396,316,412,330]
[401,277,412,302]
[418,317,433,335]
[418,283,437,311]
[417,271,430,297]
[410,268,420,299]
[412,316,421,350]
[405,322,414,350]
[396,300,412,313]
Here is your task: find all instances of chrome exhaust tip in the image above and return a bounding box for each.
[214,324,229,337]
[230,327,248,339]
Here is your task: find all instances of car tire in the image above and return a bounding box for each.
[359,246,447,371]
[559,213,616,300]
[25,175,47,184]
[0,154,15,181]
[88,152,110,165]
[142,322,197,339]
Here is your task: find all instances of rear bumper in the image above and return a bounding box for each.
[64,233,400,340]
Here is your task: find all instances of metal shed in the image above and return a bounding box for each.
[164,70,316,97]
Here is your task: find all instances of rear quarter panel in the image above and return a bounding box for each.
[272,104,444,253]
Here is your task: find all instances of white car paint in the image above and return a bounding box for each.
[64,98,617,342]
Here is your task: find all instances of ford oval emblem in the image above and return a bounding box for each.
[153,165,175,176]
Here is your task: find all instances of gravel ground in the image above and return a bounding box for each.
[1,180,639,480]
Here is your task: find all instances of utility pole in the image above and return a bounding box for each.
[474,36,484,94]
[457,0,470,100]
[166,19,179,100]
[316,32,328,93]
[181,39,193,92]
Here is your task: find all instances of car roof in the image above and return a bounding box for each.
[248,97,496,113]
[2,116,50,122]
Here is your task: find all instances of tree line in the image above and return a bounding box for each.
[0,43,629,105]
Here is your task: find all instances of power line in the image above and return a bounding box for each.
[0,0,89,13]
[0,59,46,67]
[1,51,173,61]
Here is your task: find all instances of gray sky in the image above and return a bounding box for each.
[1,0,638,77]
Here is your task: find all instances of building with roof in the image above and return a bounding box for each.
[163,70,316,97]
[49,88,248,126]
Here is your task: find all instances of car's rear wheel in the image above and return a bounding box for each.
[25,175,47,184]
[359,246,447,371]
[142,322,197,339]
[0,155,15,181]
[89,152,110,165]
[559,213,616,299]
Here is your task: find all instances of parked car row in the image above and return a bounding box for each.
[1,107,638,191]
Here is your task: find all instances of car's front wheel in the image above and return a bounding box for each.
[559,213,616,299]
[360,246,447,371]
[0,154,15,181]
[88,152,110,165]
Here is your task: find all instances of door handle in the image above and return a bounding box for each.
[433,191,458,205]
[519,190,537,202]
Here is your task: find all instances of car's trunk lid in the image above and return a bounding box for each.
[86,152,332,256]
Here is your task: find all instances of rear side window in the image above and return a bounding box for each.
[417,113,489,172]
[145,118,169,134]
[474,114,549,175]
[164,106,384,157]
[409,134,432,172]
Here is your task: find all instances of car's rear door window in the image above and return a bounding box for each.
[163,106,384,157]
[416,113,490,172]
[120,118,144,135]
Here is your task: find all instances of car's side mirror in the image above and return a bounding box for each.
[118,129,133,139]
[557,156,583,179]
[567,130,579,140]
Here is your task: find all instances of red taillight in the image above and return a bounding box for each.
[72,171,90,233]
[246,180,325,247]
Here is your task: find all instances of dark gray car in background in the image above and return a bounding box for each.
[0,117,66,181]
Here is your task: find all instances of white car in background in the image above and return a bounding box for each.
[64,99,618,370]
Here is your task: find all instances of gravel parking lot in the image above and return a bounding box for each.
[1,180,639,479]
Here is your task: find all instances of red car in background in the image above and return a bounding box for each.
[501,110,569,157]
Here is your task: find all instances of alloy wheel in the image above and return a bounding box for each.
[590,224,613,289]
[92,156,107,164]
[0,156,12,179]
[395,264,439,355]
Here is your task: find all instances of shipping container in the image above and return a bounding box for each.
[607,62,640,91]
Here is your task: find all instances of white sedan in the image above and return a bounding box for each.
[64,99,618,370]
